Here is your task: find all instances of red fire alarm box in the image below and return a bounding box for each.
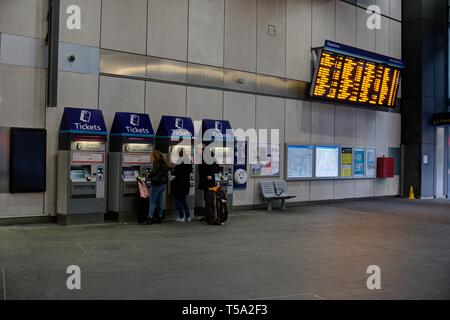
[377,157,395,178]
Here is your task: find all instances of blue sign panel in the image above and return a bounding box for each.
[156,116,195,139]
[110,112,154,138]
[324,40,405,68]
[234,141,248,190]
[202,119,234,141]
[59,107,107,136]
[354,148,366,177]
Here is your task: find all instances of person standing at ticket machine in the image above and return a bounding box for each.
[171,149,193,222]
[145,151,169,224]
[198,150,221,219]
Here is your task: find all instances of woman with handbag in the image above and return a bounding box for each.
[145,151,169,225]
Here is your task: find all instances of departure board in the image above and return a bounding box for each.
[311,49,401,108]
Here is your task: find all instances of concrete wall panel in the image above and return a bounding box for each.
[285,100,311,145]
[148,0,188,61]
[0,64,45,128]
[99,76,146,129]
[389,19,402,59]
[336,1,356,47]
[187,87,223,122]
[0,0,48,39]
[312,0,336,48]
[376,15,390,56]
[356,109,376,147]
[310,180,334,201]
[334,180,355,199]
[355,179,375,197]
[146,82,187,130]
[311,103,335,145]
[287,181,310,203]
[224,0,257,72]
[188,0,225,67]
[335,106,356,146]
[286,0,312,81]
[257,0,286,77]
[101,0,147,54]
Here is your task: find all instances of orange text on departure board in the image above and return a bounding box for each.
[312,50,401,107]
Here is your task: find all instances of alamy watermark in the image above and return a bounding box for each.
[366,265,382,290]
[169,127,280,166]
[66,5,81,30]
[367,5,382,30]
[66,265,81,290]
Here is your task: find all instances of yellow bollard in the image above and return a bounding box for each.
[408,186,416,200]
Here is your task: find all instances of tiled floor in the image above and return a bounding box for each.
[0,198,449,300]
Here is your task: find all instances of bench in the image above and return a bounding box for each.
[260,181,296,211]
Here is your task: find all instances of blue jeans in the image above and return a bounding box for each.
[175,195,191,219]
[148,184,166,219]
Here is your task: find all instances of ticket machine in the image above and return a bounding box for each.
[195,119,235,213]
[57,107,108,225]
[155,116,196,219]
[108,112,154,222]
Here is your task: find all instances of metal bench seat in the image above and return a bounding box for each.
[260,181,296,211]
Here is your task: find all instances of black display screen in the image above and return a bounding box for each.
[9,128,47,193]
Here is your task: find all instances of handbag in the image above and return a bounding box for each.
[138,180,150,199]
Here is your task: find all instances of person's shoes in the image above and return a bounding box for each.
[176,218,185,222]
[143,219,153,225]
[185,217,192,222]
[199,216,206,222]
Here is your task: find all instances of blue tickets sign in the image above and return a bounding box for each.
[202,119,234,141]
[59,107,107,136]
[156,116,195,139]
[110,112,154,138]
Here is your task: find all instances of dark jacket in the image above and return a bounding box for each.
[149,159,169,186]
[198,162,221,190]
[171,163,193,196]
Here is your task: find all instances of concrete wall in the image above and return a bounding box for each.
[0,0,48,217]
[0,0,403,218]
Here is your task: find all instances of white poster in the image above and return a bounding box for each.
[315,146,339,178]
[287,145,314,179]
[366,148,377,177]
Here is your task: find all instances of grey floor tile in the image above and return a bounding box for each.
[1,198,450,300]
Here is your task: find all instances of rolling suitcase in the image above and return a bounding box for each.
[205,186,229,225]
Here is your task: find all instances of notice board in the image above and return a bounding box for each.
[341,147,353,178]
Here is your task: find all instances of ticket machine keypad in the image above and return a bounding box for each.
[97,166,104,181]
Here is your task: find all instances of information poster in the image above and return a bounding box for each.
[366,148,377,177]
[286,145,314,179]
[251,143,280,177]
[315,146,339,178]
[354,148,365,177]
[341,147,353,178]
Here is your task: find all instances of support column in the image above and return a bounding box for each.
[402,0,448,198]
